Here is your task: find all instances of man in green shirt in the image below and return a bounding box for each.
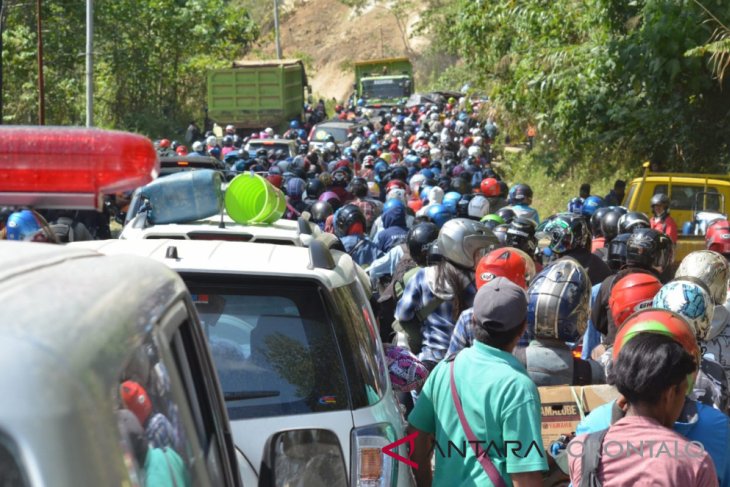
[408,277,547,486]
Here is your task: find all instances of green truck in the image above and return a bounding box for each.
[207,59,309,133]
[353,57,413,108]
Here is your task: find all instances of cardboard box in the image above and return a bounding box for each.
[538,384,620,450]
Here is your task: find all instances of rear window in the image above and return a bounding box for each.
[183,276,350,420]
[653,184,721,211]
[311,126,349,143]
[246,141,293,155]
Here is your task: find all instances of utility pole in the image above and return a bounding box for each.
[273,0,282,59]
[36,0,45,125]
[85,0,93,126]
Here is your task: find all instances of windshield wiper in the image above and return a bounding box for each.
[225,390,280,400]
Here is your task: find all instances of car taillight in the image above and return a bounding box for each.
[261,429,348,487]
[352,424,396,487]
[0,126,158,209]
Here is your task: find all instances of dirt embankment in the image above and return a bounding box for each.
[250,0,430,102]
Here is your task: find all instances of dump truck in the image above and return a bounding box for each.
[353,57,413,108]
[624,162,730,263]
[207,59,309,134]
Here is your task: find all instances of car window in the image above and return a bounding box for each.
[115,329,205,487]
[654,184,721,211]
[246,141,293,155]
[328,283,389,407]
[183,276,350,421]
[0,433,27,487]
[311,126,349,143]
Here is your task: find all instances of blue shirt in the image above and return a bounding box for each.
[446,308,529,361]
[395,267,476,363]
[581,284,603,361]
[576,399,730,487]
[409,342,548,484]
[340,235,382,268]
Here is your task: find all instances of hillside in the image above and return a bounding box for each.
[248,0,431,101]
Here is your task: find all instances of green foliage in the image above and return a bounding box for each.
[420,0,730,173]
[2,0,259,137]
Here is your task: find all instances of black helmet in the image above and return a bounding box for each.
[650,193,670,207]
[618,211,650,234]
[590,207,611,236]
[334,204,366,237]
[306,178,325,199]
[506,217,538,256]
[407,222,440,266]
[450,176,470,195]
[607,233,631,271]
[348,177,368,198]
[310,201,333,223]
[600,209,623,242]
[456,194,474,218]
[537,212,591,254]
[496,207,516,225]
[626,228,673,272]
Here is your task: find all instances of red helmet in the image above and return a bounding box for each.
[613,309,700,367]
[159,138,171,148]
[706,219,730,254]
[386,179,407,192]
[266,174,283,188]
[420,157,430,168]
[609,273,662,328]
[475,247,535,290]
[120,380,152,425]
[480,178,500,197]
[176,145,188,155]
[462,136,473,147]
[408,197,423,213]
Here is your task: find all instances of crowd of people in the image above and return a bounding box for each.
[5,96,730,486]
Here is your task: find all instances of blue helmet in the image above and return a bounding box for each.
[383,198,405,214]
[290,120,300,130]
[420,186,434,203]
[5,210,45,241]
[567,197,584,214]
[286,177,306,199]
[527,258,590,342]
[426,204,453,228]
[297,129,307,139]
[581,195,605,217]
[421,169,435,181]
[442,191,462,213]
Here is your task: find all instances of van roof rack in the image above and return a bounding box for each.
[308,239,335,270]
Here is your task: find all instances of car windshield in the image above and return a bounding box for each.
[183,277,350,420]
[362,78,409,100]
[311,126,349,143]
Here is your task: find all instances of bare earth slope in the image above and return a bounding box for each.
[251,0,429,101]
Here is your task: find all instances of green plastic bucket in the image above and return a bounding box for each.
[225,173,286,224]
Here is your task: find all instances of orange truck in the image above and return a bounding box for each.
[623,162,730,263]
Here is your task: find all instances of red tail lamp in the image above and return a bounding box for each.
[0,126,159,209]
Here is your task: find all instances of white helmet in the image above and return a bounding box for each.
[468,195,490,219]
[454,120,466,135]
[264,127,275,137]
[438,218,498,269]
[206,135,218,146]
[410,174,426,193]
[430,148,442,160]
[470,127,480,136]
[404,118,414,127]
[429,112,439,122]
[192,141,204,152]
[467,145,482,157]
[675,250,729,304]
[225,124,235,134]
[324,142,337,153]
[653,279,715,341]
[416,130,428,140]
[427,186,444,204]
[386,188,407,205]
